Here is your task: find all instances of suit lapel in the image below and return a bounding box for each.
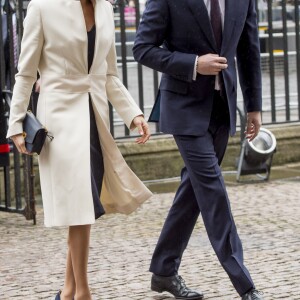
[221,0,236,54]
[186,0,217,52]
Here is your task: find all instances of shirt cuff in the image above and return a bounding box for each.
[193,56,198,81]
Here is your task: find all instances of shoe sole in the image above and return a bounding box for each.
[151,283,204,299]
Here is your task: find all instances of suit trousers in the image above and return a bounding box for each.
[149,92,254,296]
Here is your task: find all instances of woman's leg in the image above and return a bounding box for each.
[61,248,76,299]
[62,225,92,300]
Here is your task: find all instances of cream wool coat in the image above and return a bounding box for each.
[7,0,152,227]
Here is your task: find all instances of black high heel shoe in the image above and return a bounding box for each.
[55,291,61,300]
[55,290,74,300]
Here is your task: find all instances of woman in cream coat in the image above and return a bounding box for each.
[7,0,152,299]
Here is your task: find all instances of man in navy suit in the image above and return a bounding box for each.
[133,0,264,299]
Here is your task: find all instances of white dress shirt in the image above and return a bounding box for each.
[193,0,226,88]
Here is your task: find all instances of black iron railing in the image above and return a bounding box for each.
[1,0,35,223]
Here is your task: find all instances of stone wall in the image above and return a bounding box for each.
[118,123,300,180]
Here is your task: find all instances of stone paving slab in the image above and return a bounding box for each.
[0,179,300,300]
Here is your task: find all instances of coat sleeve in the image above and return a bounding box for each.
[132,0,196,83]
[105,5,143,130]
[236,0,262,113]
[6,0,44,138]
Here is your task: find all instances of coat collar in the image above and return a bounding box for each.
[187,0,236,54]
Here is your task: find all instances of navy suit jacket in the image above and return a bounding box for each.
[133,0,262,136]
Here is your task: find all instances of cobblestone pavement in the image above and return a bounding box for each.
[1,179,300,300]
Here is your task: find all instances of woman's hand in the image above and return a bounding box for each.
[132,115,151,144]
[10,133,31,155]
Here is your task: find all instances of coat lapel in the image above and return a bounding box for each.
[65,0,88,72]
[90,0,104,73]
[186,0,217,52]
[68,0,105,73]
[92,0,116,73]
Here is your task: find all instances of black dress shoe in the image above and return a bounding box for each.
[151,274,204,299]
[242,289,264,300]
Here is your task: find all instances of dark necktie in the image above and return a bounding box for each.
[210,0,225,97]
[210,0,222,53]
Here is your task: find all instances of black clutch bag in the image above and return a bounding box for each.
[23,111,52,155]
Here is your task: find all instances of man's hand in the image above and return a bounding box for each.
[131,115,151,144]
[245,111,262,142]
[197,53,228,75]
[10,133,31,155]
